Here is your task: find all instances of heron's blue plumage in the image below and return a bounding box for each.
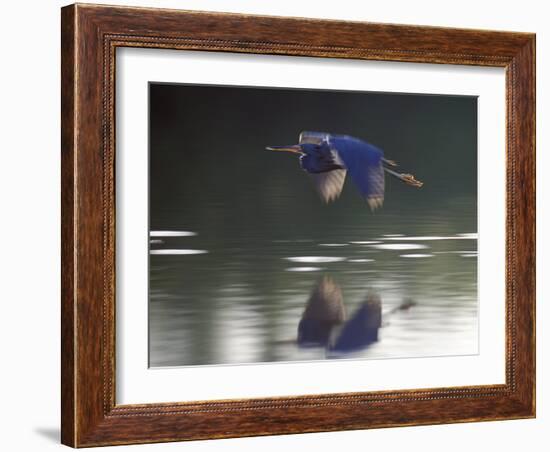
[328,135,384,200]
[299,145,343,173]
[297,133,385,202]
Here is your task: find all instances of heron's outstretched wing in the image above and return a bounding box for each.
[310,170,348,203]
[333,140,385,210]
[299,131,348,203]
[364,161,385,210]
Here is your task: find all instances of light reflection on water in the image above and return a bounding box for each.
[286,267,325,272]
[149,225,478,367]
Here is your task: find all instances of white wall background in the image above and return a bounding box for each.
[0,1,545,450]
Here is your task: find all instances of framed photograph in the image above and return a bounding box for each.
[61,3,535,447]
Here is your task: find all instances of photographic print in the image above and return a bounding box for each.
[61,6,535,445]
[148,83,478,368]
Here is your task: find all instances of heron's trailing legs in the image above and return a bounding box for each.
[383,159,423,188]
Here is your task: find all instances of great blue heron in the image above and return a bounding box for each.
[267,131,423,210]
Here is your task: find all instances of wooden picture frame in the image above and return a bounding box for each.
[61,3,535,447]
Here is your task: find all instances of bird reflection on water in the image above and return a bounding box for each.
[297,276,346,347]
[298,276,413,357]
[329,293,382,355]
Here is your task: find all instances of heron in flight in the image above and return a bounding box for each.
[267,131,423,210]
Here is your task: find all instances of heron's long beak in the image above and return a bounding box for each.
[265,145,304,154]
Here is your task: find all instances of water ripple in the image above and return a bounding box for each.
[285,267,325,272]
[284,256,346,263]
[150,230,197,237]
[150,249,208,255]
[370,243,429,251]
[400,254,434,258]
[379,235,477,241]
